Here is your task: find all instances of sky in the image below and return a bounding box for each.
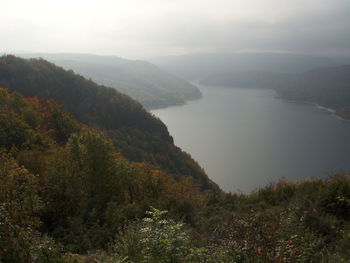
[1,0,350,59]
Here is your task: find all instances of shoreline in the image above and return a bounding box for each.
[313,104,350,123]
[146,94,202,111]
[280,96,350,123]
[303,102,350,123]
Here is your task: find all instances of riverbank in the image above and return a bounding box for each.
[145,92,202,110]
[304,104,350,124]
[278,95,350,124]
[311,103,350,123]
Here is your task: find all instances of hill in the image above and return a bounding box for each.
[0,87,209,259]
[150,52,336,80]
[18,53,201,109]
[0,55,213,189]
[0,69,349,263]
[275,65,350,120]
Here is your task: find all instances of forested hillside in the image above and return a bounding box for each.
[0,55,213,189]
[0,88,208,261]
[0,70,349,263]
[276,65,350,120]
[19,53,202,109]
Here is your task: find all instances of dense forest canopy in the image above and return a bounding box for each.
[0,88,209,261]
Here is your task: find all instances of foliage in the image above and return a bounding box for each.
[139,208,192,263]
[0,55,213,190]
[113,208,205,263]
[25,97,81,144]
[0,151,41,262]
[0,88,209,258]
[0,87,349,262]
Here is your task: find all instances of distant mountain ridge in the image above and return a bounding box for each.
[200,71,290,89]
[17,53,202,109]
[150,52,337,80]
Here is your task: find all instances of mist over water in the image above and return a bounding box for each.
[152,86,350,193]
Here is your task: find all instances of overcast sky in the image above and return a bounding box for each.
[1,0,350,59]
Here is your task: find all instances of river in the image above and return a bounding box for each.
[152,86,350,192]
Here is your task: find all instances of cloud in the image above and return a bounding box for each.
[1,0,350,58]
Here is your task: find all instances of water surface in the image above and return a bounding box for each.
[152,86,350,192]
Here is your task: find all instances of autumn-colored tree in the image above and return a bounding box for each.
[25,97,81,144]
[0,151,42,262]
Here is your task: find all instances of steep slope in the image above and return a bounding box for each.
[19,53,201,109]
[0,88,208,255]
[0,55,213,189]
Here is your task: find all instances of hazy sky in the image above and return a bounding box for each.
[1,0,350,59]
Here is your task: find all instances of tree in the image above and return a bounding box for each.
[0,151,42,262]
